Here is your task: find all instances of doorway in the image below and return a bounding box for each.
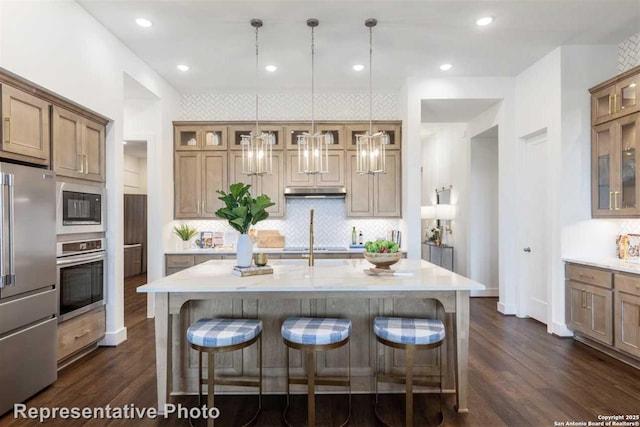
[469,125,499,296]
[518,129,549,323]
[123,140,148,326]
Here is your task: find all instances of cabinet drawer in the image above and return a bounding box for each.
[195,255,225,264]
[57,308,105,361]
[615,273,640,296]
[566,264,612,289]
[166,255,195,268]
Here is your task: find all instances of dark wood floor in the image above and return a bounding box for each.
[1,275,640,426]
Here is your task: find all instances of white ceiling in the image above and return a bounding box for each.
[422,99,501,123]
[78,0,640,92]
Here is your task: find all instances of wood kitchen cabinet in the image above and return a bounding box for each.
[228,124,285,151]
[346,122,401,150]
[174,151,227,219]
[174,124,228,151]
[614,273,640,358]
[284,150,345,188]
[52,106,105,182]
[165,254,226,276]
[591,112,640,217]
[229,151,285,218]
[0,83,50,166]
[346,151,401,217]
[285,124,345,150]
[591,69,640,126]
[57,307,105,363]
[565,264,614,346]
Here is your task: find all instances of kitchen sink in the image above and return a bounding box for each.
[275,259,349,266]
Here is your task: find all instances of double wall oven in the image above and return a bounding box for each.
[56,180,107,322]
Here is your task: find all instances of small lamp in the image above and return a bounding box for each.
[436,204,456,242]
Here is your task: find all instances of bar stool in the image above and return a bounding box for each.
[373,317,446,427]
[281,317,352,427]
[187,318,263,427]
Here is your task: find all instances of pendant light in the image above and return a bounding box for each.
[241,19,274,176]
[356,18,390,175]
[298,18,333,175]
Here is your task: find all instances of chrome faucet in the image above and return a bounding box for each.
[302,209,315,266]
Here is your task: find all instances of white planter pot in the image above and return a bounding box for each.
[181,240,191,250]
[236,234,253,267]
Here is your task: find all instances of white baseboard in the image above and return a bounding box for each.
[99,327,128,346]
[471,288,498,297]
[550,321,573,337]
[497,301,516,315]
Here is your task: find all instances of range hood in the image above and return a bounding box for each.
[284,187,347,199]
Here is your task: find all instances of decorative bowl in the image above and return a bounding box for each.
[363,251,402,270]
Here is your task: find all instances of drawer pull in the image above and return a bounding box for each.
[579,273,595,280]
[173,261,190,266]
[74,330,91,340]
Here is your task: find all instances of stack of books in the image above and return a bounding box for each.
[232,265,274,277]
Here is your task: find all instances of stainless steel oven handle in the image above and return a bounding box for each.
[57,253,106,266]
[6,173,15,286]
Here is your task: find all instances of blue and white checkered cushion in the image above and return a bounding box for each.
[281,317,352,345]
[374,317,445,345]
[187,318,262,348]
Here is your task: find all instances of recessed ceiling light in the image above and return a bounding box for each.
[135,18,152,28]
[353,64,365,71]
[440,63,453,71]
[177,64,190,72]
[476,16,494,27]
[265,65,277,72]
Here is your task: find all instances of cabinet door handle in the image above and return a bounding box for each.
[608,192,613,210]
[586,292,591,309]
[609,95,613,115]
[74,330,91,340]
[196,201,200,214]
[3,118,10,144]
[614,191,620,210]
[84,155,89,174]
[614,94,618,113]
[78,154,84,173]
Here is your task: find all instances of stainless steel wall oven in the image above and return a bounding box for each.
[56,238,106,322]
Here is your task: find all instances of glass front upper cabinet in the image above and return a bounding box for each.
[618,114,639,213]
[592,122,615,215]
[228,125,284,150]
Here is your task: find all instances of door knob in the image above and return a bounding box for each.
[523,247,531,253]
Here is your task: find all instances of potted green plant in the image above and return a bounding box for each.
[215,182,275,267]
[173,224,198,250]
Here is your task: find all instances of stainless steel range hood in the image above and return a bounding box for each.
[284,187,346,199]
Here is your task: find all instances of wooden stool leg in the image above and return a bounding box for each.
[406,346,414,427]
[307,350,316,427]
[208,352,215,427]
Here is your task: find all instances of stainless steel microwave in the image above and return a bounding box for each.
[56,181,106,234]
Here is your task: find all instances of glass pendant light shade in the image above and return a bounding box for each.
[356,18,388,175]
[298,18,333,175]
[241,18,274,176]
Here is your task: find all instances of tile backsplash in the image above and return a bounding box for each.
[172,198,400,248]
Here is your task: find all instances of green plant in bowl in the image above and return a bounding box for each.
[173,224,198,241]
[363,240,402,270]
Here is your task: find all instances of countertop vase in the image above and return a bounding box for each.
[236,234,253,267]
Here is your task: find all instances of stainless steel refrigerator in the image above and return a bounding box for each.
[0,162,57,415]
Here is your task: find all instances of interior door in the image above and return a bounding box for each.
[519,131,549,323]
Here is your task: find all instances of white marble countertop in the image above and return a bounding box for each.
[138,258,485,293]
[165,247,370,255]
[563,257,640,275]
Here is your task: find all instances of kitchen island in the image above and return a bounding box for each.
[138,258,484,414]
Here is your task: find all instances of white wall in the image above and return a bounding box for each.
[123,154,147,194]
[469,133,499,295]
[0,0,180,343]
[420,123,468,275]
